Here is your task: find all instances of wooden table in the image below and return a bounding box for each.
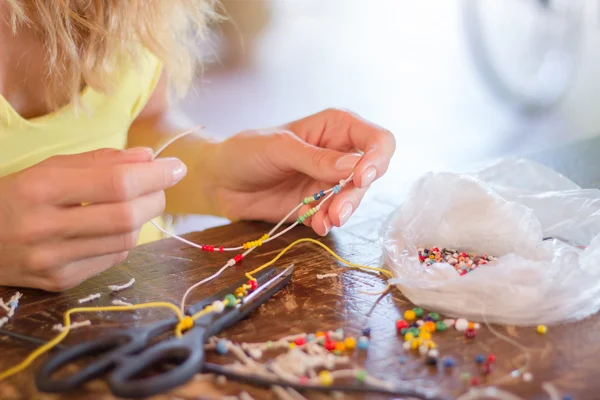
[2,137,600,400]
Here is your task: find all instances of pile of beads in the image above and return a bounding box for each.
[418,247,496,276]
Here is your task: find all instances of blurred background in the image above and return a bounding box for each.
[175,0,600,233]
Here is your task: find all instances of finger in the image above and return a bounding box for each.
[57,191,166,237]
[37,252,129,292]
[270,132,362,184]
[310,210,331,237]
[42,147,154,168]
[326,182,367,227]
[43,158,186,205]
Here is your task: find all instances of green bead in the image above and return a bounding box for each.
[409,327,420,336]
[266,340,273,348]
[429,312,440,322]
[333,350,342,356]
[460,372,471,381]
[413,307,424,317]
[435,321,447,332]
[224,294,237,307]
[303,197,311,205]
[400,328,408,335]
[356,370,368,383]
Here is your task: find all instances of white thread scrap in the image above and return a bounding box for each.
[316,273,338,279]
[78,293,101,304]
[112,299,133,307]
[53,320,91,332]
[0,317,8,328]
[108,278,135,292]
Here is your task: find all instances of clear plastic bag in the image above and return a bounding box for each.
[381,158,600,325]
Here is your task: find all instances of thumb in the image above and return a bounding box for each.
[274,133,361,183]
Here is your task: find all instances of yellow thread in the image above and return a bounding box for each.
[0,302,184,381]
[174,316,195,338]
[243,234,270,250]
[244,238,393,284]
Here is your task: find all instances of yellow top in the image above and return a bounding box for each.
[0,49,164,243]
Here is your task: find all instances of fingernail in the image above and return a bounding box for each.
[339,202,353,226]
[361,167,377,187]
[156,157,187,184]
[335,154,361,171]
[126,147,154,157]
[323,217,331,235]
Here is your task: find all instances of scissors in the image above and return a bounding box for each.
[35,265,294,398]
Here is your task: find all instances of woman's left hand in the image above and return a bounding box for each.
[202,108,395,236]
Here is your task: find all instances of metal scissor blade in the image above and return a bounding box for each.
[241,264,294,305]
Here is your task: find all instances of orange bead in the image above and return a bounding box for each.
[335,342,346,352]
[468,322,475,330]
[423,321,437,333]
[316,331,325,337]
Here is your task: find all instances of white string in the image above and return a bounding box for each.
[108,278,135,292]
[112,299,133,306]
[78,293,101,304]
[53,320,91,332]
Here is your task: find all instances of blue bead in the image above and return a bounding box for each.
[307,333,316,342]
[216,339,228,355]
[320,190,325,197]
[475,354,485,364]
[333,185,341,194]
[399,356,408,364]
[313,194,319,200]
[362,327,371,337]
[442,357,456,368]
[562,396,572,400]
[357,336,369,350]
[424,317,434,322]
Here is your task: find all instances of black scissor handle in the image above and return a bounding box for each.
[109,327,205,398]
[36,318,177,393]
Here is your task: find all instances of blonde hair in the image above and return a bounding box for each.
[6,0,221,110]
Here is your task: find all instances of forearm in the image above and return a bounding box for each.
[127,110,222,216]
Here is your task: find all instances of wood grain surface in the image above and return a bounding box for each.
[2,137,600,400]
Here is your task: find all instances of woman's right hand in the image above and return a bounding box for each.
[0,148,186,291]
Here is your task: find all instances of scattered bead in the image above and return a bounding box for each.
[475,354,485,364]
[480,363,492,375]
[468,322,475,330]
[465,328,476,339]
[396,319,409,331]
[402,341,411,350]
[473,323,481,330]
[319,370,334,386]
[344,337,356,350]
[362,327,372,337]
[307,333,316,342]
[216,339,228,355]
[460,372,472,382]
[399,355,409,364]
[471,377,480,386]
[419,344,429,356]
[295,337,306,346]
[324,341,336,351]
[335,342,346,352]
[211,300,225,313]
[442,357,456,368]
[488,354,497,363]
[537,325,548,334]
[400,328,409,335]
[562,396,573,400]
[416,320,425,327]
[424,340,437,349]
[428,312,440,322]
[404,310,416,321]
[511,370,521,378]
[335,328,344,338]
[411,339,422,350]
[523,372,533,382]
[419,331,431,340]
[413,307,424,317]
[435,321,447,332]
[316,331,325,337]
[423,321,437,333]
[357,336,369,350]
[418,247,495,275]
[355,370,368,383]
[289,343,297,349]
[333,350,342,356]
[404,332,415,342]
[455,318,469,332]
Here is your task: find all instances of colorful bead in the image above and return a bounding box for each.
[400,328,409,335]
[423,321,437,333]
[319,370,334,386]
[428,312,440,322]
[455,318,469,332]
[289,343,297,349]
[357,336,369,350]
[460,372,472,382]
[335,328,344,338]
[475,354,485,364]
[416,320,425,327]
[465,328,476,339]
[234,288,246,298]
[442,357,456,368]
[396,319,409,330]
[219,246,224,252]
[404,332,415,342]
[488,353,497,363]
[424,340,437,349]
[344,337,356,350]
[413,307,424,317]
[435,321,447,332]
[355,370,368,383]
[233,254,244,263]
[419,331,431,340]
[216,339,228,355]
[399,355,408,364]
[211,300,225,313]
[411,339,421,350]
[409,327,420,336]
[316,331,325,337]
[523,372,533,382]
[306,334,316,342]
[480,363,492,375]
[471,377,480,386]
[402,341,411,350]
[295,337,306,346]
[362,327,372,337]
[248,279,258,291]
[537,325,548,334]
[419,344,429,356]
[333,185,342,194]
[404,310,416,321]
[324,341,336,351]
[335,342,346,352]
[224,294,237,307]
[333,350,342,356]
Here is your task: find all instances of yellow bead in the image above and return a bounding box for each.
[344,337,356,350]
[404,332,415,342]
[319,370,334,386]
[411,338,423,350]
[537,325,547,334]
[419,331,431,340]
[316,331,325,337]
[404,310,416,321]
[424,340,437,349]
[289,343,296,349]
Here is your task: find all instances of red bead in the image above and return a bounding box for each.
[419,256,425,263]
[248,280,258,291]
[295,337,306,346]
[433,247,440,252]
[480,363,492,375]
[459,270,467,276]
[324,340,336,351]
[465,328,476,339]
[488,354,496,363]
[234,254,243,263]
[471,377,480,386]
[219,246,224,252]
[396,319,409,331]
[460,252,467,258]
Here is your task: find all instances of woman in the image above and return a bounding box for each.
[0,1,395,291]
